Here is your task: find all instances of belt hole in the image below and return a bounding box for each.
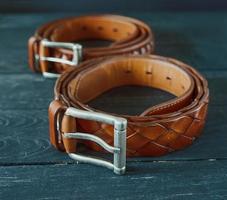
[166,76,172,80]
[97,26,103,31]
[146,66,153,75]
[125,65,132,73]
[146,71,152,75]
[113,28,118,32]
[125,70,131,73]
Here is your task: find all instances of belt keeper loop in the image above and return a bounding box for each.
[62,115,77,153]
[28,36,40,72]
[48,100,66,151]
[39,40,50,73]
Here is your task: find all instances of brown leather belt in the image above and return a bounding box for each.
[49,55,209,174]
[28,14,154,78]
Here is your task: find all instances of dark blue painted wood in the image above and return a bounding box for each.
[0,12,226,199]
[0,105,226,164]
[0,161,227,200]
[0,0,227,13]
[0,12,227,73]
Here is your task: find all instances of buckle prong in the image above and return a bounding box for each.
[63,107,127,175]
[63,132,120,154]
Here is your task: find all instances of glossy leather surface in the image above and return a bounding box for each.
[49,55,209,157]
[28,15,154,74]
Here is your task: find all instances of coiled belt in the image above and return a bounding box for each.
[28,14,154,78]
[48,55,209,174]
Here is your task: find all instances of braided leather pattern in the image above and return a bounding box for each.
[77,102,208,156]
[50,55,209,157]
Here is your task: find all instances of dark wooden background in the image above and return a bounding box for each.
[1,0,227,12]
[0,7,227,200]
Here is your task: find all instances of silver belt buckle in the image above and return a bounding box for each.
[63,107,127,175]
[40,39,82,78]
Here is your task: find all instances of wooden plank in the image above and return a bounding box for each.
[0,160,227,199]
[1,0,227,13]
[0,12,226,199]
[0,73,225,110]
[0,75,55,110]
[0,104,226,163]
[0,74,226,163]
[0,12,227,74]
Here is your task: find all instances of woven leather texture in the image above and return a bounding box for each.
[49,55,209,157]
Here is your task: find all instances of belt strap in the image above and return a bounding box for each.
[48,55,209,174]
[28,15,154,77]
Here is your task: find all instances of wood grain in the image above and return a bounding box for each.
[0,12,227,73]
[0,105,226,164]
[0,75,226,110]
[0,161,227,200]
[0,12,227,199]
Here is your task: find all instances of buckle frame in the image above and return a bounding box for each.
[63,107,127,175]
[40,39,82,78]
